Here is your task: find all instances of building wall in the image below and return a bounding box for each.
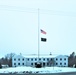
[12,55,26,67]
[26,57,51,67]
[12,55,68,67]
[54,55,68,67]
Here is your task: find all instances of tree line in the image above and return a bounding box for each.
[68,52,76,67]
[0,53,15,68]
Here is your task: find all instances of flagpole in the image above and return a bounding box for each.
[38,8,40,63]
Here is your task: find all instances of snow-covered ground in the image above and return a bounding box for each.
[0,66,76,74]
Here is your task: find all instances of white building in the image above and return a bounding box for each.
[12,54,68,67]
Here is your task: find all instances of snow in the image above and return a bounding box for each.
[0,66,76,74]
[14,54,57,58]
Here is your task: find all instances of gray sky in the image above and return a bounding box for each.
[0,0,76,57]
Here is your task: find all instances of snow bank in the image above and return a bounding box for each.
[0,66,76,74]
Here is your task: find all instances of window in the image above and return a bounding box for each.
[31,58,33,61]
[18,58,20,61]
[18,63,20,65]
[60,58,62,60]
[64,63,66,65]
[43,63,45,66]
[22,58,24,61]
[47,58,49,61]
[47,63,49,66]
[51,58,52,61]
[56,63,58,65]
[60,63,62,65]
[35,63,37,65]
[27,58,29,61]
[64,58,66,60]
[39,58,41,60]
[14,58,16,61]
[35,58,37,61]
[22,63,24,65]
[14,63,16,65]
[31,63,33,65]
[56,58,58,61]
[43,58,45,61]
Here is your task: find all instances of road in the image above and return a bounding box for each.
[0,72,76,75]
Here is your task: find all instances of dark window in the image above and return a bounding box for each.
[64,63,66,65]
[22,63,24,65]
[22,58,24,61]
[18,58,20,61]
[31,58,33,61]
[39,58,41,60]
[47,63,49,66]
[60,63,62,65]
[14,58,16,61]
[43,58,45,61]
[35,63,37,65]
[51,58,52,60]
[64,58,66,60]
[18,63,20,65]
[14,63,16,65]
[43,63,45,66]
[56,63,58,65]
[56,58,57,60]
[31,63,33,65]
[35,58,37,61]
[47,58,49,61]
[27,58,29,61]
[60,58,62,60]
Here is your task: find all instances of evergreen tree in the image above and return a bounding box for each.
[0,63,2,69]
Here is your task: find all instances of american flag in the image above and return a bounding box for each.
[40,29,46,34]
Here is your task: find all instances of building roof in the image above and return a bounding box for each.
[13,54,68,58]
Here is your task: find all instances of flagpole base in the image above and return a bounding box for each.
[35,62,42,68]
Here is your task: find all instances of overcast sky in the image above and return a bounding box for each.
[0,0,76,57]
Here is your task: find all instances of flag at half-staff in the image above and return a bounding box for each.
[40,29,46,34]
[41,37,47,42]
[40,29,47,42]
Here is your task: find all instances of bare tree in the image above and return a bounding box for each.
[5,53,15,59]
[5,53,15,67]
[48,58,55,69]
